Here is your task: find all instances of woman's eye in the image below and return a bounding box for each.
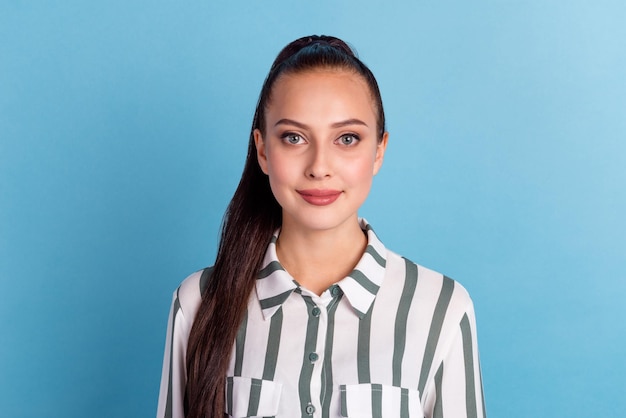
[283,134,304,144]
[338,134,359,146]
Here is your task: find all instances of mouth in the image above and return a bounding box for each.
[296,189,342,206]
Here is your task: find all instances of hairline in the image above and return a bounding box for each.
[262,65,384,139]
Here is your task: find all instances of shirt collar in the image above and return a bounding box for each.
[255,218,387,320]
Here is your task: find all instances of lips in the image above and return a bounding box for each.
[297,189,342,206]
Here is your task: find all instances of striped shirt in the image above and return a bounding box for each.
[157,219,486,417]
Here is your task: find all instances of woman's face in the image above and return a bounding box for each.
[254,69,388,233]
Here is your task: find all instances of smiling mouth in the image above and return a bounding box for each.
[297,189,342,206]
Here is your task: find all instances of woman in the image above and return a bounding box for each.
[157,35,486,418]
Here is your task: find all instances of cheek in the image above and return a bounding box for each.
[265,149,295,186]
[344,154,377,185]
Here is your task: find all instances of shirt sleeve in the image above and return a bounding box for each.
[156,289,190,418]
[427,300,487,418]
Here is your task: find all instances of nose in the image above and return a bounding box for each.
[305,143,332,179]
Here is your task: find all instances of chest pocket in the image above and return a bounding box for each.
[340,383,423,417]
[225,376,282,418]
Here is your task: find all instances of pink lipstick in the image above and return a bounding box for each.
[297,189,342,206]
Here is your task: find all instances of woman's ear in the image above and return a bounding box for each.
[253,129,269,175]
[373,132,389,175]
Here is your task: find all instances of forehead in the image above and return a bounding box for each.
[273,68,371,96]
[266,69,377,120]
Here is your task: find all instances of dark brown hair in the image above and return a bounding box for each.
[184,35,386,418]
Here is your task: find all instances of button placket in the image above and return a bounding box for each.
[307,298,328,417]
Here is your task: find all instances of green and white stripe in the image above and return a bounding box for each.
[157,218,487,418]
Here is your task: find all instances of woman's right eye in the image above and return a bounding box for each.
[282,133,304,144]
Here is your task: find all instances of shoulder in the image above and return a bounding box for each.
[174,267,213,323]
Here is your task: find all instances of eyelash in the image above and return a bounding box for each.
[336,133,360,146]
[280,132,305,145]
[279,132,361,146]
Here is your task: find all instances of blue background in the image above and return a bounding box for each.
[1,1,625,417]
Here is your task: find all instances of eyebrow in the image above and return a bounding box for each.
[274,118,369,129]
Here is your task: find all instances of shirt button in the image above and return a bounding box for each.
[306,404,316,415]
[309,352,319,362]
[312,307,321,317]
[331,286,340,296]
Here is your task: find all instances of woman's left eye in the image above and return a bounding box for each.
[338,134,359,146]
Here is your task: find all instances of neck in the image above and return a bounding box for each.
[276,217,367,295]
